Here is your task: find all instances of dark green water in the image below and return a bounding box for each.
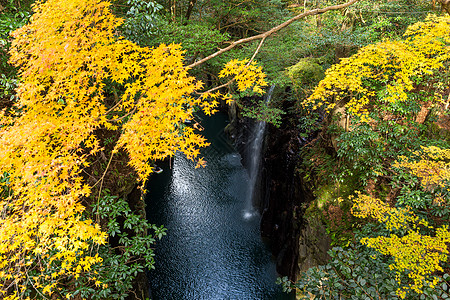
[145,112,294,300]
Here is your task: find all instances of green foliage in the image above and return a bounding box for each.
[195,0,286,38]
[287,225,450,299]
[241,100,285,127]
[120,0,163,44]
[351,0,435,41]
[83,190,166,299]
[299,0,437,59]
[352,192,450,297]
[221,20,316,87]
[391,146,450,220]
[289,244,400,299]
[287,57,325,95]
[336,120,418,184]
[0,1,31,99]
[0,74,17,100]
[135,18,230,70]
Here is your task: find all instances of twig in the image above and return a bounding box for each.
[104,96,125,115]
[25,268,50,300]
[198,79,235,95]
[93,150,115,223]
[82,169,97,181]
[445,92,450,110]
[108,108,136,123]
[247,37,266,65]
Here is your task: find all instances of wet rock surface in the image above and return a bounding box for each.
[227,98,331,280]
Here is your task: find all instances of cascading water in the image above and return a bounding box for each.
[243,84,275,219]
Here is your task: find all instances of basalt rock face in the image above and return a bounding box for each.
[225,100,303,279]
[226,99,331,280]
[260,122,332,280]
[259,122,306,279]
[296,213,331,274]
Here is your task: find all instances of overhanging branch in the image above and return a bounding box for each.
[186,0,361,69]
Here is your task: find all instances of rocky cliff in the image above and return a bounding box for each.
[226,97,331,280]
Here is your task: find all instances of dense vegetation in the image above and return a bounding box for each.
[0,0,449,299]
[285,7,450,300]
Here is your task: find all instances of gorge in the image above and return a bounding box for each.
[146,112,295,299]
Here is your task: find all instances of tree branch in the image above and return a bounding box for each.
[247,36,266,65]
[184,0,198,24]
[197,37,267,95]
[186,0,361,69]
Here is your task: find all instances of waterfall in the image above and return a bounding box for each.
[243,84,275,219]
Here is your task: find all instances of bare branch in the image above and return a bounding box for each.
[198,79,234,95]
[186,0,361,69]
[247,37,266,65]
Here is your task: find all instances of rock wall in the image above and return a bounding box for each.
[259,123,304,279]
[261,122,332,280]
[296,214,331,274]
[226,99,331,280]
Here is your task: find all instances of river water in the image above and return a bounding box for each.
[145,112,293,300]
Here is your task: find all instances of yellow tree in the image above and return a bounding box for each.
[352,186,450,298]
[0,0,266,298]
[301,14,450,299]
[304,15,450,122]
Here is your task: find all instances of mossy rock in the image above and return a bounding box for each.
[286,57,325,90]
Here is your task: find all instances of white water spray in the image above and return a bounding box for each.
[243,85,275,219]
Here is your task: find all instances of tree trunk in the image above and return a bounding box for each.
[184,0,197,24]
[438,0,450,14]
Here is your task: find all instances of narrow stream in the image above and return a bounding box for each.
[145,112,293,299]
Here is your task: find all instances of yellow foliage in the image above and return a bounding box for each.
[394,146,450,190]
[351,192,423,231]
[114,42,216,179]
[304,15,450,122]
[0,0,267,297]
[219,59,268,95]
[352,192,450,298]
[362,229,450,297]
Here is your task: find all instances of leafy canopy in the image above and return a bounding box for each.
[304,15,450,122]
[0,0,266,298]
